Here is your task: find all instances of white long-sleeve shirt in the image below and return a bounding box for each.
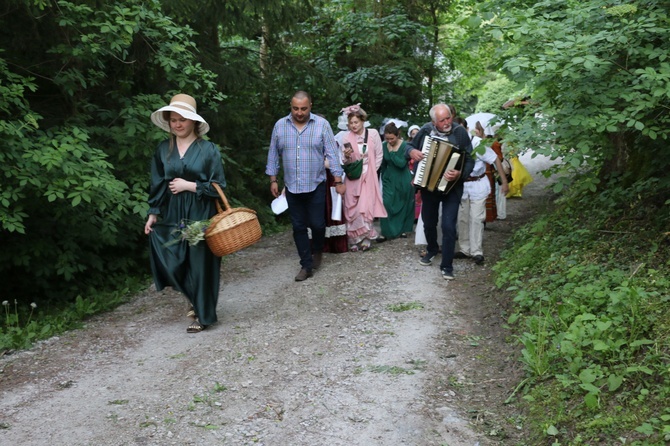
[462,137,498,201]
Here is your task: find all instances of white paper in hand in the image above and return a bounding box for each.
[330,187,342,221]
[271,193,288,215]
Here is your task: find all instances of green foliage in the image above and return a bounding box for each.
[0,0,222,304]
[298,1,428,123]
[1,300,40,351]
[387,301,425,312]
[478,0,670,183]
[368,365,416,375]
[494,175,670,443]
[0,278,142,352]
[474,74,523,114]
[436,0,501,113]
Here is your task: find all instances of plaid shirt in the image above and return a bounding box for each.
[266,113,343,194]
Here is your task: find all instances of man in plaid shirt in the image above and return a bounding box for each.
[266,91,346,281]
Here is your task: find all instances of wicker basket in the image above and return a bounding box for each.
[205,183,262,256]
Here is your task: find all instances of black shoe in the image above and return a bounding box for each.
[453,251,469,259]
[419,253,436,266]
[376,236,387,243]
[295,268,313,281]
[473,255,485,265]
[441,269,455,280]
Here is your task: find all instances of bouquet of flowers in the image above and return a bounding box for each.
[164,219,211,247]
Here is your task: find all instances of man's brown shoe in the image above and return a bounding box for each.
[312,252,323,270]
[294,268,313,281]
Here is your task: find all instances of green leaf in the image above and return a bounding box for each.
[468,16,482,28]
[635,423,655,435]
[579,368,597,383]
[607,374,623,392]
[592,340,609,351]
[584,392,599,409]
[626,365,654,375]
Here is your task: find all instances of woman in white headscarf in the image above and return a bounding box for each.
[407,124,420,143]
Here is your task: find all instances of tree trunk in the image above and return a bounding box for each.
[260,21,272,133]
[426,7,439,107]
[601,130,632,181]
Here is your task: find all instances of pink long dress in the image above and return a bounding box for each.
[342,129,387,246]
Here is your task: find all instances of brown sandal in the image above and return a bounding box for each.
[186,309,196,319]
[187,319,207,333]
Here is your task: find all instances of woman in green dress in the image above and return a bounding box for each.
[378,122,415,241]
[144,94,226,333]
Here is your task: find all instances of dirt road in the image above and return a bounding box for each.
[0,153,555,446]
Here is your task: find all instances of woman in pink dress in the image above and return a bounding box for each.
[340,104,387,251]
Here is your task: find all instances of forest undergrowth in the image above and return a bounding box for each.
[494,175,670,445]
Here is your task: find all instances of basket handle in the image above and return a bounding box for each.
[211,182,230,213]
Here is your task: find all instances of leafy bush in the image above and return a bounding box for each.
[481,0,670,187]
[0,1,220,305]
[495,175,670,444]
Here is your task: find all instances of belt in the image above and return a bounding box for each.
[465,173,486,182]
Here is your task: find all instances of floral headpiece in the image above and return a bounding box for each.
[340,103,362,115]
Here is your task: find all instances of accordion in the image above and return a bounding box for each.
[412,135,465,194]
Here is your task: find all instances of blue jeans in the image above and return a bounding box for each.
[420,186,463,273]
[285,182,326,271]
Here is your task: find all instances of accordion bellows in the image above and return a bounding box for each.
[412,135,465,194]
[205,183,262,256]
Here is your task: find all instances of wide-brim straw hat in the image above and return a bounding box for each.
[151,93,210,135]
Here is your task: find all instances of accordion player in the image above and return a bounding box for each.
[412,135,466,194]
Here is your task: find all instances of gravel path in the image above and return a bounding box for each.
[0,153,556,446]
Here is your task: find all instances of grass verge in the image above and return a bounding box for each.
[494,175,670,445]
[1,275,148,353]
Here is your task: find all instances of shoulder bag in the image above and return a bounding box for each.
[342,130,367,180]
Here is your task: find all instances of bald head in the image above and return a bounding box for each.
[292,90,312,103]
[290,91,312,125]
[430,104,454,134]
